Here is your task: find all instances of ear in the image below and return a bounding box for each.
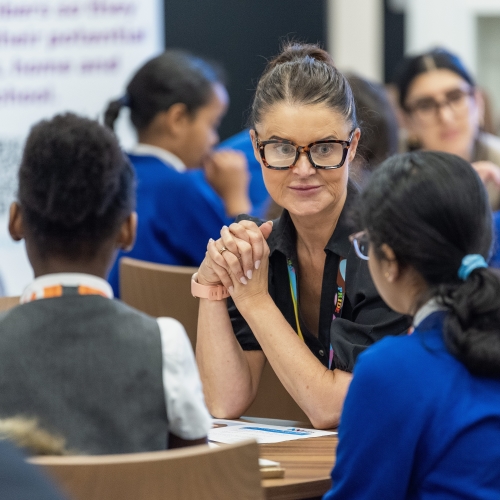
[8,202,24,242]
[249,129,264,166]
[473,88,485,128]
[116,212,137,252]
[346,128,361,164]
[159,103,191,138]
[379,243,401,282]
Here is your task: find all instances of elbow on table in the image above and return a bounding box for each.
[205,398,249,421]
[308,409,341,430]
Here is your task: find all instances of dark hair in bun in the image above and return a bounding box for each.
[250,42,357,128]
[19,113,135,259]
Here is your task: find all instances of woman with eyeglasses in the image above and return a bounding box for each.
[395,47,500,209]
[194,43,411,429]
[324,151,500,499]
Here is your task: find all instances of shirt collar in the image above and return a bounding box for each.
[130,144,186,173]
[21,273,114,304]
[269,181,358,260]
[412,298,447,328]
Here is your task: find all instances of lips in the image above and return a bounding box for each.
[289,185,321,191]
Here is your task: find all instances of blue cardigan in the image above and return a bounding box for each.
[108,153,232,296]
[324,311,500,500]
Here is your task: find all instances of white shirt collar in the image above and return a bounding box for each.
[130,144,186,173]
[413,298,447,328]
[21,273,113,304]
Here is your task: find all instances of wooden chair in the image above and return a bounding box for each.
[0,296,20,312]
[30,440,264,500]
[119,257,199,349]
[119,257,308,422]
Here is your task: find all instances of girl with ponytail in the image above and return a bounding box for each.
[324,150,500,499]
[104,50,250,296]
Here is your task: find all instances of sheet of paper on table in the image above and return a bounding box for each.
[209,419,337,444]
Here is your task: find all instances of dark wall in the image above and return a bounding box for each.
[164,0,327,140]
[384,0,405,83]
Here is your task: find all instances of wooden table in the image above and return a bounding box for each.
[241,417,338,500]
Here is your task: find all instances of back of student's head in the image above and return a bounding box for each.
[104,49,224,132]
[18,112,135,259]
[358,150,500,377]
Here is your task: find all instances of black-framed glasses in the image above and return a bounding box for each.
[254,130,355,170]
[405,87,474,123]
[349,231,369,261]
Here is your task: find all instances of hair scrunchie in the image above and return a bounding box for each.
[458,254,488,281]
[119,94,130,107]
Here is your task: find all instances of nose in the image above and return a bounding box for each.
[437,102,455,124]
[292,151,316,176]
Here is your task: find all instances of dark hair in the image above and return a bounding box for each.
[250,42,357,128]
[346,74,399,172]
[394,47,475,110]
[19,113,135,259]
[104,49,224,131]
[358,150,500,377]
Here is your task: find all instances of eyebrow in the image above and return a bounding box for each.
[266,134,341,142]
[408,85,471,103]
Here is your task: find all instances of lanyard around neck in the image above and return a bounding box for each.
[287,259,305,342]
[287,257,347,367]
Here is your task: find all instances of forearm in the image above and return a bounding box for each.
[239,295,352,428]
[196,299,261,418]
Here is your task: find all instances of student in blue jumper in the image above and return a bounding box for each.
[0,113,211,455]
[324,151,500,499]
[104,50,251,296]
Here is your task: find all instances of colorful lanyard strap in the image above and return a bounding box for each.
[287,259,305,342]
[287,257,347,368]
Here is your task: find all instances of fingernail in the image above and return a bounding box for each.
[240,276,248,285]
[209,238,214,243]
[246,270,253,280]
[267,220,274,226]
[228,286,234,294]
[255,260,261,270]
[222,225,228,230]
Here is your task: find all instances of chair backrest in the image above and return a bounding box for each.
[244,362,309,422]
[119,257,308,422]
[30,440,264,500]
[119,257,199,349]
[0,296,20,312]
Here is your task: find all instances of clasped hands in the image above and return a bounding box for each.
[198,220,273,304]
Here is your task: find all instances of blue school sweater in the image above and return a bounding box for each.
[108,153,232,297]
[324,311,500,500]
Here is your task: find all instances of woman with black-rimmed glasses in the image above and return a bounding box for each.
[395,47,500,210]
[194,43,411,429]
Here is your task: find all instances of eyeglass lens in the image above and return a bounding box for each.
[411,88,471,118]
[353,236,369,260]
[264,142,345,168]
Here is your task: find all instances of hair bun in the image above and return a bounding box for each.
[266,42,334,71]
